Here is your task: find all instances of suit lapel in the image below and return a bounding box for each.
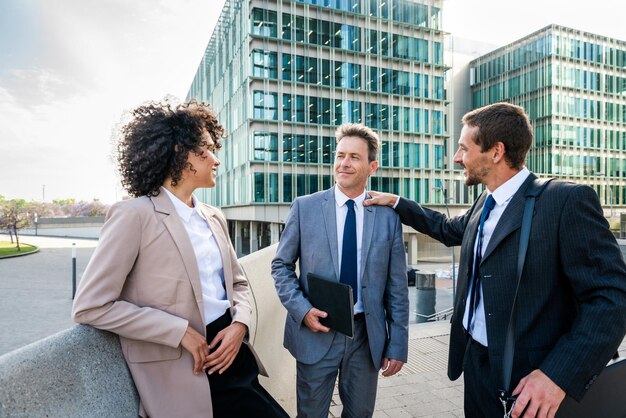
[152,192,206,324]
[482,174,536,262]
[322,187,340,281]
[360,199,375,283]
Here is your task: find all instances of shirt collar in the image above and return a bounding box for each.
[334,187,367,210]
[489,167,531,206]
[161,186,204,223]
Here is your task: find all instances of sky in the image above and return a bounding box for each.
[1,0,624,204]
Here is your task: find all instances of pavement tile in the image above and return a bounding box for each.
[380,407,414,418]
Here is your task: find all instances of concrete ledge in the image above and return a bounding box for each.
[0,325,139,418]
[242,244,296,416]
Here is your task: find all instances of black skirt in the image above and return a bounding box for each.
[205,311,289,418]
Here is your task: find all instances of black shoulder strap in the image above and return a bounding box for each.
[500,178,553,396]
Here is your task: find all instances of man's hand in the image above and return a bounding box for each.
[381,357,404,377]
[511,369,566,418]
[363,191,399,208]
[303,308,330,333]
[180,325,210,375]
[206,322,247,375]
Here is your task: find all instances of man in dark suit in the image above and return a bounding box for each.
[365,103,626,418]
[272,124,409,418]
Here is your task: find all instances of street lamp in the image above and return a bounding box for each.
[433,182,457,304]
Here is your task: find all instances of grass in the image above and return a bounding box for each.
[0,240,38,257]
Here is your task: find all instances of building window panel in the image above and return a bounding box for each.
[251,9,277,38]
[252,50,277,78]
[253,132,278,161]
[282,53,292,81]
[283,174,293,203]
[283,94,293,121]
[254,173,265,202]
[269,173,278,202]
[253,91,278,120]
[308,135,320,163]
[283,135,294,162]
[322,136,334,164]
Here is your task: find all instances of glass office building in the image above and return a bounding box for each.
[188,0,453,256]
[470,24,626,211]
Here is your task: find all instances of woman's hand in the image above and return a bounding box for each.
[180,325,210,375]
[205,322,247,375]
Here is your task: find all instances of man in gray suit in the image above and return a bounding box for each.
[366,103,626,418]
[272,123,409,418]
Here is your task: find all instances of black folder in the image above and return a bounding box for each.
[556,357,626,417]
[307,273,354,338]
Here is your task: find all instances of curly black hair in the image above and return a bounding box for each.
[116,100,224,198]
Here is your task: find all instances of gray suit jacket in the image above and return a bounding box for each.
[272,187,409,368]
[395,174,626,401]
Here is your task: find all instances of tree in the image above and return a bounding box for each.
[0,198,30,250]
[69,200,109,217]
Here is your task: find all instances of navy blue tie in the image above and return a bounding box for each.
[340,199,357,304]
[467,194,496,334]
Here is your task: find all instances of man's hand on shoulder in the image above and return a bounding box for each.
[511,369,566,418]
[363,191,399,208]
[303,308,330,333]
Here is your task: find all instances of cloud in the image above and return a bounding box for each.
[0,0,222,203]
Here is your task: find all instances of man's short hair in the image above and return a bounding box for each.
[335,123,380,162]
[462,102,533,169]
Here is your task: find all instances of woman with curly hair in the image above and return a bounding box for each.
[72,100,289,418]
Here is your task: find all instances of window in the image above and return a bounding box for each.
[253,132,278,161]
[283,174,293,203]
[252,50,277,78]
[366,103,388,130]
[254,173,265,202]
[335,62,361,89]
[282,95,293,121]
[251,9,277,38]
[253,91,278,120]
[282,53,292,80]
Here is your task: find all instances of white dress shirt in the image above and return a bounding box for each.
[162,187,231,325]
[463,167,530,345]
[335,187,367,314]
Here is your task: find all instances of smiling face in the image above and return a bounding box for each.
[185,131,220,189]
[334,135,378,198]
[453,125,491,187]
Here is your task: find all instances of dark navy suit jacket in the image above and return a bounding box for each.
[396,173,626,401]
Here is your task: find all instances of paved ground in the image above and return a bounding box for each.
[0,234,97,354]
[330,321,465,418]
[1,235,624,418]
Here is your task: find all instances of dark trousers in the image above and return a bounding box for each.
[463,337,504,418]
[206,311,289,418]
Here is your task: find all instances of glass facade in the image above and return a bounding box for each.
[188,0,453,253]
[470,24,626,208]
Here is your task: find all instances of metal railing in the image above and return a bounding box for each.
[415,306,454,322]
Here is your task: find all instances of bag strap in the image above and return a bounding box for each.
[500,178,553,397]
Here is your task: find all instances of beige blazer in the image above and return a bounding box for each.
[72,192,266,418]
